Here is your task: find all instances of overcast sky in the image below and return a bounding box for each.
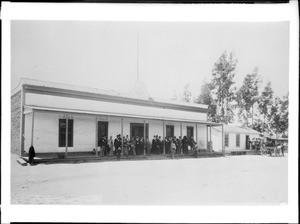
[11,21,289,100]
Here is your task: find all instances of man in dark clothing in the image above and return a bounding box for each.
[157,136,162,154]
[182,136,188,154]
[28,145,35,165]
[114,135,122,160]
[152,136,157,154]
[164,137,170,154]
[177,136,182,154]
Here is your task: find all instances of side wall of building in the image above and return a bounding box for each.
[11,91,21,154]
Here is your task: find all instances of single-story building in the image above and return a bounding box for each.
[11,78,224,158]
[210,124,260,153]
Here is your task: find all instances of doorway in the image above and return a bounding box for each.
[98,121,108,146]
[187,126,194,139]
[130,123,149,139]
[246,135,250,150]
[166,125,174,138]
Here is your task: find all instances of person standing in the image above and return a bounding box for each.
[145,137,151,155]
[182,136,188,154]
[177,136,182,154]
[123,136,129,158]
[131,137,137,156]
[170,140,176,159]
[108,136,114,156]
[152,135,157,154]
[28,145,36,165]
[158,136,162,154]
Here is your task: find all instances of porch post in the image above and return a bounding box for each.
[206,125,209,151]
[65,115,68,158]
[30,109,35,146]
[121,118,124,156]
[210,125,212,152]
[222,124,225,156]
[196,123,198,145]
[143,119,146,155]
[180,122,183,154]
[163,120,165,155]
[95,117,98,157]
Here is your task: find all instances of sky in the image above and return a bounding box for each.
[11,21,289,100]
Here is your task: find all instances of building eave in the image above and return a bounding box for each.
[22,83,209,114]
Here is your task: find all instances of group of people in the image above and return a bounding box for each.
[250,138,288,157]
[95,134,198,159]
[151,135,197,155]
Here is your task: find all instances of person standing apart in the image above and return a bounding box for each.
[170,140,176,159]
[108,136,114,156]
[28,145,36,165]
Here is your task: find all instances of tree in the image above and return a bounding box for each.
[195,81,217,122]
[258,82,274,136]
[236,67,261,127]
[210,51,238,124]
[182,83,192,103]
[269,93,289,136]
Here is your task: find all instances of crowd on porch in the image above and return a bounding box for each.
[94,134,200,159]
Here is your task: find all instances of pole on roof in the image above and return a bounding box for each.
[121,118,124,156]
[143,120,146,155]
[222,124,225,156]
[137,25,139,81]
[95,117,98,157]
[163,120,165,155]
[65,115,68,158]
[30,109,35,147]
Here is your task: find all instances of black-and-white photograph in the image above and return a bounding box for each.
[2,2,298,224]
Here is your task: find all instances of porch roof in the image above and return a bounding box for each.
[24,105,222,126]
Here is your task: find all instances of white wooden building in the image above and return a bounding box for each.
[11,78,224,157]
[210,124,260,153]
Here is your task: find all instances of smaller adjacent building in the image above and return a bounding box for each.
[211,124,260,153]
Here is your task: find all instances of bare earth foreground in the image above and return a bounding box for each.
[11,154,288,205]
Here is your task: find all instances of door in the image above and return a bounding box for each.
[130,123,149,139]
[166,125,174,138]
[98,121,108,146]
[187,126,194,139]
[245,135,250,150]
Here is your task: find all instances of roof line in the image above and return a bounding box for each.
[24,104,222,126]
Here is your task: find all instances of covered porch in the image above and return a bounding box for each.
[21,105,224,162]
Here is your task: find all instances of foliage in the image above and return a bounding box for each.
[269,93,289,136]
[182,83,192,102]
[210,51,238,124]
[195,82,217,122]
[236,67,261,126]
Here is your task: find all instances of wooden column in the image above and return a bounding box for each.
[30,110,35,146]
[206,125,209,151]
[222,125,225,156]
[143,120,146,155]
[95,117,98,157]
[65,115,68,158]
[196,123,198,145]
[163,120,165,155]
[180,122,183,154]
[210,125,212,152]
[121,118,124,156]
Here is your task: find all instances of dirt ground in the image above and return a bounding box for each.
[11,154,288,205]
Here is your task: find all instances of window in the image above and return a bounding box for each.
[225,133,229,147]
[166,125,174,138]
[59,119,73,147]
[236,133,240,147]
[187,126,194,139]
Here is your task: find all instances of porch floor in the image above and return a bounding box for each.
[21,151,224,164]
